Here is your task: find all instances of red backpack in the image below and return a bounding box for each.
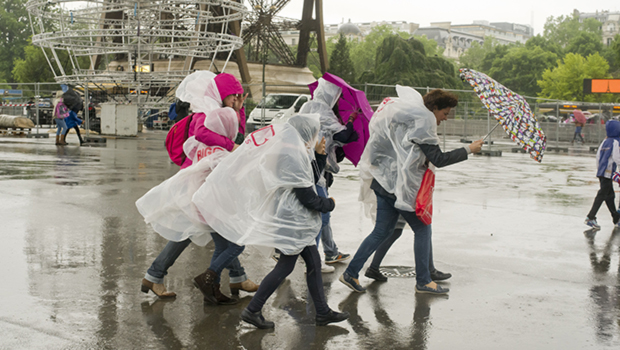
[165,113,194,166]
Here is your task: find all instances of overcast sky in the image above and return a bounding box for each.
[276,0,620,36]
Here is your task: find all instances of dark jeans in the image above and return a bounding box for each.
[209,232,245,283]
[369,228,436,272]
[345,190,433,286]
[587,177,620,223]
[145,238,247,284]
[315,184,339,257]
[246,245,329,316]
[572,132,584,143]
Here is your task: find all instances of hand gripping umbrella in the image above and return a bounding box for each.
[459,68,547,163]
[309,72,373,166]
[573,109,587,124]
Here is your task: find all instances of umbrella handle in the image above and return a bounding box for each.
[482,123,500,142]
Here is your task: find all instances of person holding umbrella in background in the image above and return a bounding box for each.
[572,109,587,145]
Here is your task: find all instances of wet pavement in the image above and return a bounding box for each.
[1,130,619,349]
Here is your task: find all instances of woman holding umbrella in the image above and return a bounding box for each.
[339,86,483,295]
[572,110,587,145]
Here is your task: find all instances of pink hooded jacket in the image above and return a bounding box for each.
[180,73,246,169]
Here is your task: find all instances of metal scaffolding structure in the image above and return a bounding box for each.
[26,0,248,110]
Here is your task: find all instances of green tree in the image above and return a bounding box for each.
[543,15,602,48]
[537,52,615,102]
[479,43,512,73]
[565,31,604,57]
[363,35,460,89]
[487,45,557,97]
[458,37,498,71]
[526,35,563,57]
[348,25,408,81]
[328,34,356,83]
[413,35,444,57]
[0,0,30,83]
[12,41,62,83]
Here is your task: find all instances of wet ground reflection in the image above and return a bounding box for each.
[586,228,620,345]
[3,134,620,348]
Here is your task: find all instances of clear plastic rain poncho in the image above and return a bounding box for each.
[358,85,439,215]
[299,78,346,175]
[192,114,322,255]
[135,107,239,246]
[175,70,221,114]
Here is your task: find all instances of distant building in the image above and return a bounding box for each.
[280,19,419,46]
[414,24,484,60]
[575,9,620,46]
[450,20,533,45]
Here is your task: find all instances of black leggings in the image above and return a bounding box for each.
[588,177,620,223]
[64,126,84,143]
[247,245,329,316]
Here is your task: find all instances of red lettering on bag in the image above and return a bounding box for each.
[246,125,276,147]
[196,146,225,162]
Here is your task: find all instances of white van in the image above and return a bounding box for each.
[246,93,310,131]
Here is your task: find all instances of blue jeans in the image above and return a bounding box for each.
[344,191,434,286]
[315,184,339,257]
[55,118,68,136]
[145,238,247,284]
[369,228,436,273]
[209,232,245,283]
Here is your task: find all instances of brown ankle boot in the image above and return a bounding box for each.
[230,279,259,295]
[140,279,176,298]
[60,133,68,145]
[55,134,62,145]
[193,269,218,304]
[213,284,238,305]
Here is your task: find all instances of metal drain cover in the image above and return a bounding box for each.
[379,266,416,278]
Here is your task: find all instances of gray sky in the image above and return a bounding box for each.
[277,0,620,36]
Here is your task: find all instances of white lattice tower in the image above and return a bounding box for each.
[26,0,247,110]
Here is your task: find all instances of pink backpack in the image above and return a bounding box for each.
[165,113,194,166]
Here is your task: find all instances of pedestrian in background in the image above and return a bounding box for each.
[52,91,69,145]
[585,120,620,230]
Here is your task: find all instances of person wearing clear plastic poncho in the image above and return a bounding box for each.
[339,86,483,295]
[137,71,258,301]
[192,113,349,329]
[298,78,358,269]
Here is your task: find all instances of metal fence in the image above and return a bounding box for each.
[2,81,616,148]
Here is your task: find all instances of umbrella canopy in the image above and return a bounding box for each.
[573,109,587,124]
[309,72,373,166]
[459,68,546,163]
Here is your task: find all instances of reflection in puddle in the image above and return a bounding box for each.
[585,229,620,344]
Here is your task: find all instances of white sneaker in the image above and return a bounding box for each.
[321,260,335,274]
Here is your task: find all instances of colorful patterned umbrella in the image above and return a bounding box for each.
[459,68,546,162]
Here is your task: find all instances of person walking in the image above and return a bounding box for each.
[137,71,257,302]
[585,120,620,229]
[52,92,70,145]
[193,114,349,329]
[298,78,355,271]
[339,86,483,295]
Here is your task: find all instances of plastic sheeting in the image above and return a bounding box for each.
[135,107,238,246]
[193,114,322,255]
[299,78,346,175]
[175,71,221,114]
[0,115,34,129]
[358,85,439,215]
[183,107,238,164]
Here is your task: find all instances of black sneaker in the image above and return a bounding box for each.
[430,269,452,281]
[316,310,350,326]
[364,267,387,282]
[241,309,275,329]
[325,253,351,264]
